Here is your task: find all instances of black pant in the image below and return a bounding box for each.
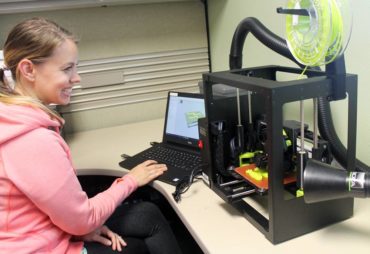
[84,201,182,254]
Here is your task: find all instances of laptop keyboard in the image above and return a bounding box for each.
[139,145,201,171]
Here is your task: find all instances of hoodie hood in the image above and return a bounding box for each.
[0,102,60,145]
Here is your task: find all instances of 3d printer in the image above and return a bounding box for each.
[198,2,369,243]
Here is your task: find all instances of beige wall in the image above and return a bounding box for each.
[0,2,207,61]
[207,0,370,165]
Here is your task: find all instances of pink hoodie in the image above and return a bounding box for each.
[0,102,138,253]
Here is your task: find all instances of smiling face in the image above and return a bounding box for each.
[32,39,80,105]
[2,17,80,124]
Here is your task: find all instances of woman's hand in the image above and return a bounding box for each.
[128,160,167,186]
[78,225,126,252]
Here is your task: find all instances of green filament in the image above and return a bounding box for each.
[285,0,350,67]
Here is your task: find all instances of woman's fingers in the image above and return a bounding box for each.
[128,160,167,186]
[100,225,127,251]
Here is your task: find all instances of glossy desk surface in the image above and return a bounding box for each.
[66,118,370,254]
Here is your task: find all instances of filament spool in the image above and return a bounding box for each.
[285,0,352,66]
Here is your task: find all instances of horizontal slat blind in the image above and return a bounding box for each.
[58,47,209,113]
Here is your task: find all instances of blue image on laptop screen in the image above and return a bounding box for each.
[165,92,205,142]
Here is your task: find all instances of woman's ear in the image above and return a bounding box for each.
[18,59,35,82]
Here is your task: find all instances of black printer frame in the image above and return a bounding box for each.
[201,65,357,244]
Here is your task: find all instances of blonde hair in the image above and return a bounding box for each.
[0,17,77,124]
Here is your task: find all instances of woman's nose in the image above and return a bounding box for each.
[71,72,81,84]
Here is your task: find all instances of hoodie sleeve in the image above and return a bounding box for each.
[2,127,138,235]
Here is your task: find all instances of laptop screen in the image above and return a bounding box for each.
[163,91,205,148]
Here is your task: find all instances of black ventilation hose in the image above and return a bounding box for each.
[318,97,369,171]
[229,17,302,69]
[229,17,369,172]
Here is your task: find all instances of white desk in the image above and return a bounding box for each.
[66,118,370,254]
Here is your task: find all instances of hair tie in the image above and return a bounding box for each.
[0,66,15,90]
[1,50,15,90]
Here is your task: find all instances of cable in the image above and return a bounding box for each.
[172,167,203,203]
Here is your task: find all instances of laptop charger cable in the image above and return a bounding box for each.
[172,167,203,203]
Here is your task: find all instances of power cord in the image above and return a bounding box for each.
[172,167,203,203]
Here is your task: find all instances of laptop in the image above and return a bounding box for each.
[119,91,205,185]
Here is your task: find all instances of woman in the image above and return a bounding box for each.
[0,17,181,254]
